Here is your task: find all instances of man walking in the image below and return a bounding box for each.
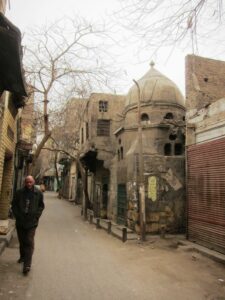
[12,175,45,275]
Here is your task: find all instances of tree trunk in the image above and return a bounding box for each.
[54,151,60,192]
[30,131,51,175]
[76,158,90,219]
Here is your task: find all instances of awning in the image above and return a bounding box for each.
[0,13,27,104]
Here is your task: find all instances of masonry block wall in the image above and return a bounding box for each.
[185,55,225,111]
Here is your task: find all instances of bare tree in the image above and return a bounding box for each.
[116,0,224,56]
[23,16,117,172]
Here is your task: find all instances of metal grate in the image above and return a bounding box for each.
[187,137,225,254]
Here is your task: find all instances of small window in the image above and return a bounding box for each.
[118,149,120,161]
[86,122,89,139]
[164,143,172,155]
[141,113,149,122]
[175,143,183,155]
[97,119,110,136]
[99,100,108,112]
[164,113,174,120]
[81,128,84,144]
[118,138,121,144]
[120,147,123,159]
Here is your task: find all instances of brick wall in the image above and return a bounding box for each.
[185,55,225,111]
[0,92,18,219]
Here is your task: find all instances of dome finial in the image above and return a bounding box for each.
[150,60,155,68]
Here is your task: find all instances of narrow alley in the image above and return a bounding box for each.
[0,192,225,300]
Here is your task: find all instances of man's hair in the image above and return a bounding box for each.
[25,175,35,182]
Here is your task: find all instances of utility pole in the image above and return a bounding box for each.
[133,79,146,241]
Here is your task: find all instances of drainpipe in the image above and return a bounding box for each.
[133,79,146,241]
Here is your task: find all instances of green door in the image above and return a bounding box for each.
[117,184,127,225]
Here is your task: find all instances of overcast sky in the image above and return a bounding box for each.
[7,0,223,96]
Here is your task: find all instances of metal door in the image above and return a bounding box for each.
[117,184,127,225]
[187,137,225,254]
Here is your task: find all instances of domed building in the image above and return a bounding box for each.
[114,62,186,234]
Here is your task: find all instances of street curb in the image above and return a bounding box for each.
[74,204,225,264]
[179,240,225,265]
[0,220,15,256]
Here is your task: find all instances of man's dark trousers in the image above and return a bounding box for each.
[16,226,36,267]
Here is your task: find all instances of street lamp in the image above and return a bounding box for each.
[133,79,146,241]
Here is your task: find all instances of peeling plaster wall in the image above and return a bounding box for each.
[125,154,185,234]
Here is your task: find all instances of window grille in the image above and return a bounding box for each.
[97,119,110,136]
[99,100,108,112]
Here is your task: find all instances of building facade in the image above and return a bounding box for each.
[114,63,186,233]
[79,92,125,218]
[0,5,27,233]
[186,55,225,254]
[78,64,186,234]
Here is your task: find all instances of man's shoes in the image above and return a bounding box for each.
[17,257,24,263]
[23,266,31,275]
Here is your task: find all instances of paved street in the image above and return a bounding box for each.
[0,192,225,300]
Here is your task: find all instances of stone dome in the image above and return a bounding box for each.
[125,62,185,108]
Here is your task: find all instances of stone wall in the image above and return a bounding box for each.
[126,154,185,234]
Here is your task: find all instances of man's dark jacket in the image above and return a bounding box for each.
[12,186,45,229]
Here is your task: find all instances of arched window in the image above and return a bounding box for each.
[175,143,183,155]
[164,112,174,120]
[164,143,172,155]
[141,113,149,122]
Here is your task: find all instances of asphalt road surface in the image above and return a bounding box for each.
[0,192,225,300]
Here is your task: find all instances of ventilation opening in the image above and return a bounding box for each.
[164,143,172,155]
[175,143,183,155]
[141,113,149,121]
[164,113,174,120]
[169,134,177,141]
[204,77,208,82]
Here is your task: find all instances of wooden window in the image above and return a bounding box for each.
[99,100,108,112]
[97,119,110,136]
